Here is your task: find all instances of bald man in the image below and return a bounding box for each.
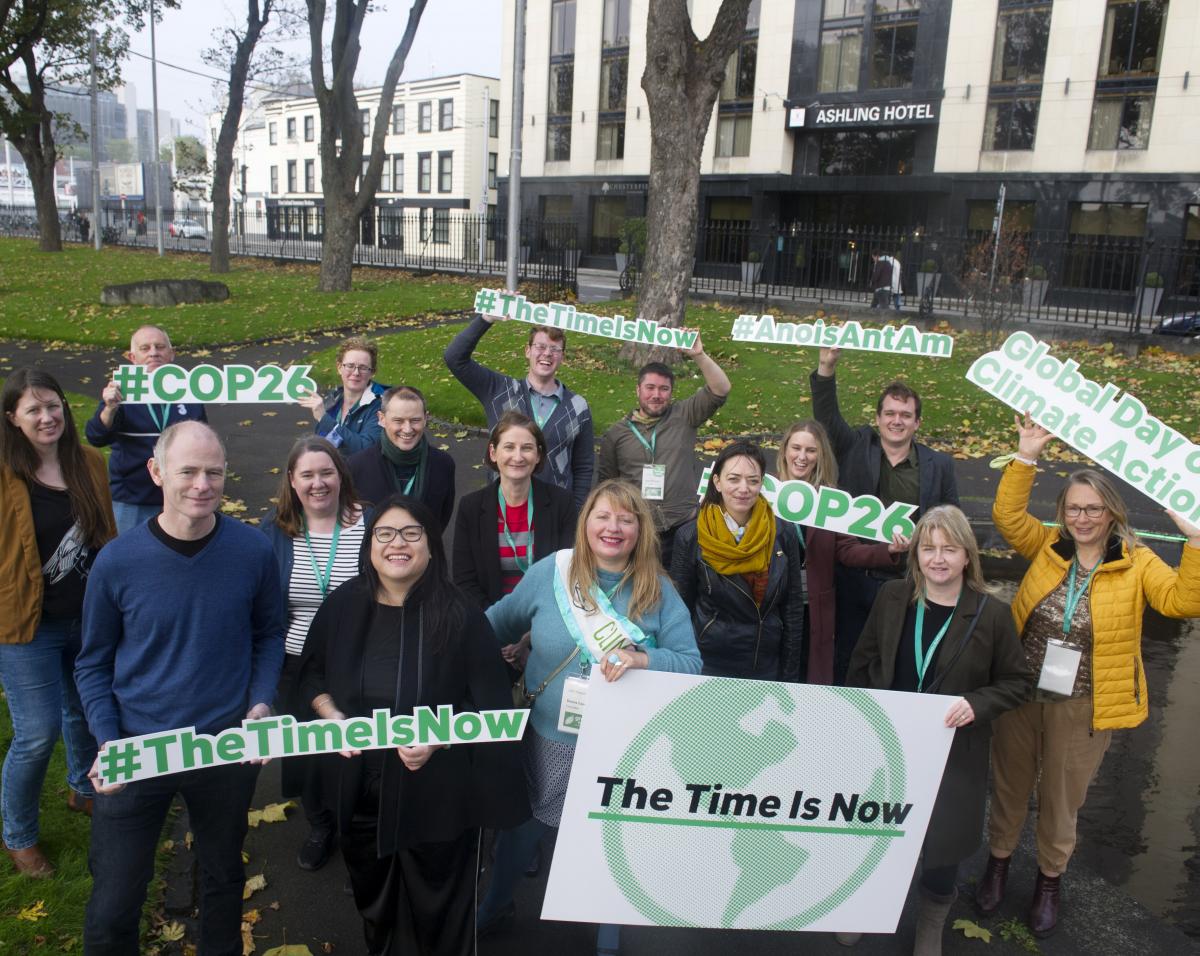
[86,325,207,533]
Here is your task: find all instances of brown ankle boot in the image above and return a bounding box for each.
[6,843,55,879]
[1028,871,1061,938]
[975,854,1011,915]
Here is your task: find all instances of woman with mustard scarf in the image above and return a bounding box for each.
[670,441,806,680]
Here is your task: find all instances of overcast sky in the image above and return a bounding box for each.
[122,1,502,136]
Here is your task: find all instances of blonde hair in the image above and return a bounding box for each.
[569,479,662,621]
[906,505,998,604]
[1055,469,1138,553]
[776,420,839,490]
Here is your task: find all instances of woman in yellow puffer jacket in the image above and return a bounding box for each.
[974,414,1200,940]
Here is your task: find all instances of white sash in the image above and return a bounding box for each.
[551,550,655,664]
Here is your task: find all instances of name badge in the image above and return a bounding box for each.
[1037,639,1082,697]
[557,675,589,734]
[326,425,344,448]
[641,464,666,500]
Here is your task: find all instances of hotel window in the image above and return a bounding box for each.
[1088,1,1165,149]
[819,129,916,176]
[304,159,315,192]
[870,1,919,90]
[597,0,629,160]
[489,99,500,138]
[304,115,314,142]
[269,165,278,193]
[983,96,1041,151]
[547,0,576,161]
[1088,92,1155,149]
[286,117,296,141]
[818,27,862,93]
[392,104,404,134]
[268,122,277,145]
[1066,201,1147,290]
[715,0,758,157]
[488,152,497,189]
[967,199,1036,236]
[438,151,452,193]
[418,101,432,132]
[439,98,453,130]
[983,2,1051,151]
[418,152,431,192]
[393,154,404,192]
[286,160,296,192]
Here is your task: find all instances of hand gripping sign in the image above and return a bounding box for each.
[95,706,529,787]
[111,363,318,404]
[697,466,915,544]
[729,314,955,358]
[967,332,1200,522]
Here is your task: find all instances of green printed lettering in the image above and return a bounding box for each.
[533,304,549,324]
[814,486,851,526]
[297,720,343,753]
[846,497,883,538]
[1095,439,1128,470]
[153,365,187,402]
[838,322,861,348]
[483,709,526,739]
[142,732,178,773]
[180,730,214,769]
[896,326,919,352]
[416,705,453,744]
[286,365,318,400]
[225,364,255,400]
[215,730,245,762]
[754,316,776,341]
[673,327,699,350]
[453,712,483,741]
[189,365,223,402]
[391,715,415,746]
[635,320,656,344]
[775,479,815,524]
[600,318,615,337]
[345,719,374,750]
[920,330,953,356]
[244,717,278,757]
[258,365,285,402]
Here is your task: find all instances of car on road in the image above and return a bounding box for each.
[169,218,207,239]
[1153,313,1200,338]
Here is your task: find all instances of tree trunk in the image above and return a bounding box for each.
[4,54,62,252]
[621,0,752,365]
[210,153,233,273]
[27,148,62,252]
[318,191,359,290]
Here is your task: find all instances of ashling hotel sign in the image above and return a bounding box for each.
[788,99,939,130]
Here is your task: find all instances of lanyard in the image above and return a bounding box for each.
[530,392,559,430]
[498,484,534,574]
[303,521,343,598]
[147,403,171,433]
[401,472,416,495]
[626,420,657,460]
[1062,556,1100,635]
[914,593,959,692]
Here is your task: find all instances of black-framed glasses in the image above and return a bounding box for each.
[339,362,374,374]
[372,525,426,543]
[1064,505,1106,519]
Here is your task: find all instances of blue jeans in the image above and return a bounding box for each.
[0,616,96,850]
[112,501,159,536]
[84,762,260,954]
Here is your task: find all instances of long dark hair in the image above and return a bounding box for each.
[274,436,361,537]
[2,368,111,548]
[361,494,463,650]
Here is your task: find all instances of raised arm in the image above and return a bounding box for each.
[809,348,856,458]
[443,315,507,405]
[685,334,731,399]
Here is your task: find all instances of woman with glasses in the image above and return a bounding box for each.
[298,337,388,455]
[976,414,1200,938]
[262,436,366,873]
[477,479,701,955]
[298,495,527,956]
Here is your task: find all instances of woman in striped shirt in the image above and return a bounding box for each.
[262,435,367,872]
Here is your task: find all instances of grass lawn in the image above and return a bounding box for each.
[307,304,1200,457]
[0,238,478,348]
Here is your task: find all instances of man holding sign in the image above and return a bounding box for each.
[598,337,731,568]
[811,347,958,683]
[75,421,285,953]
[85,325,207,534]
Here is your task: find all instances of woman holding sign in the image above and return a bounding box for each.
[262,436,367,873]
[847,505,1026,955]
[1,369,115,877]
[478,479,701,954]
[298,495,527,956]
[776,420,907,683]
[670,440,805,680]
[977,416,1200,938]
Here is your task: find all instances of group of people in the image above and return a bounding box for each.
[1,311,1198,956]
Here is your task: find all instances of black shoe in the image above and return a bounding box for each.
[296,827,334,871]
[477,901,515,938]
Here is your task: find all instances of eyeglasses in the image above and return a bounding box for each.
[530,344,564,356]
[372,525,426,543]
[1064,505,1107,519]
[339,362,374,374]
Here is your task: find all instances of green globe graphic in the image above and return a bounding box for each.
[598,679,908,929]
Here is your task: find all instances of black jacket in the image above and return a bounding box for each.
[452,477,577,610]
[297,577,529,853]
[347,442,456,533]
[669,518,806,681]
[809,370,959,517]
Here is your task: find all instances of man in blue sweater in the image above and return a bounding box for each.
[86,325,207,534]
[444,313,594,508]
[76,421,284,953]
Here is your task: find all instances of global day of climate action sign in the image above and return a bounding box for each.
[543,673,954,933]
[730,314,954,358]
[112,363,317,404]
[473,288,700,350]
[967,332,1200,521]
[696,466,916,543]
[95,706,529,787]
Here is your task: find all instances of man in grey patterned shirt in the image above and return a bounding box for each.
[444,313,594,509]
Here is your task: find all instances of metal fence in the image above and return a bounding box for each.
[689,221,1199,334]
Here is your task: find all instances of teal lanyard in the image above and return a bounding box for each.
[1062,556,1099,636]
[336,392,364,426]
[498,484,534,574]
[914,593,960,692]
[147,403,170,432]
[626,420,657,460]
[531,393,559,430]
[401,472,416,495]
[303,521,342,598]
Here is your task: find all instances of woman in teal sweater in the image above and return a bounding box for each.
[479,479,700,955]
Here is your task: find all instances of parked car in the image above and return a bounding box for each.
[169,218,207,239]
[1153,313,1200,338]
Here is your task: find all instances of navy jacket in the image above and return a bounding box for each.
[85,399,207,505]
[347,443,456,533]
[315,381,387,456]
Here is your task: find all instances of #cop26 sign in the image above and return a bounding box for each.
[543,673,954,933]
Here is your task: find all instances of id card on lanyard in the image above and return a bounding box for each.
[1037,556,1097,695]
[627,421,665,500]
[558,675,589,734]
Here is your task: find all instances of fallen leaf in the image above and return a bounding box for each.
[159,921,187,942]
[238,420,254,427]
[242,910,261,926]
[261,411,277,417]
[161,840,175,852]
[453,430,468,439]
[953,918,992,942]
[17,899,49,922]
[261,946,313,956]
[437,443,450,451]
[267,467,281,474]
[185,831,194,850]
[243,873,268,900]
[260,801,295,823]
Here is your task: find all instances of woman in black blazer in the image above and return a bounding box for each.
[452,411,576,615]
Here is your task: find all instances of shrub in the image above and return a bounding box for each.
[1143,271,1164,288]
[920,258,938,272]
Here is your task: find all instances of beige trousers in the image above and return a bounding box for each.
[987,696,1112,875]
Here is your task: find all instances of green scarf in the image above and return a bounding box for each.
[380,432,427,499]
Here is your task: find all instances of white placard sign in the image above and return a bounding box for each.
[967,331,1200,521]
[730,314,954,357]
[696,466,915,543]
[543,673,954,933]
[111,363,317,404]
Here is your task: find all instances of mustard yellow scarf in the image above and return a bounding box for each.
[696,497,775,576]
